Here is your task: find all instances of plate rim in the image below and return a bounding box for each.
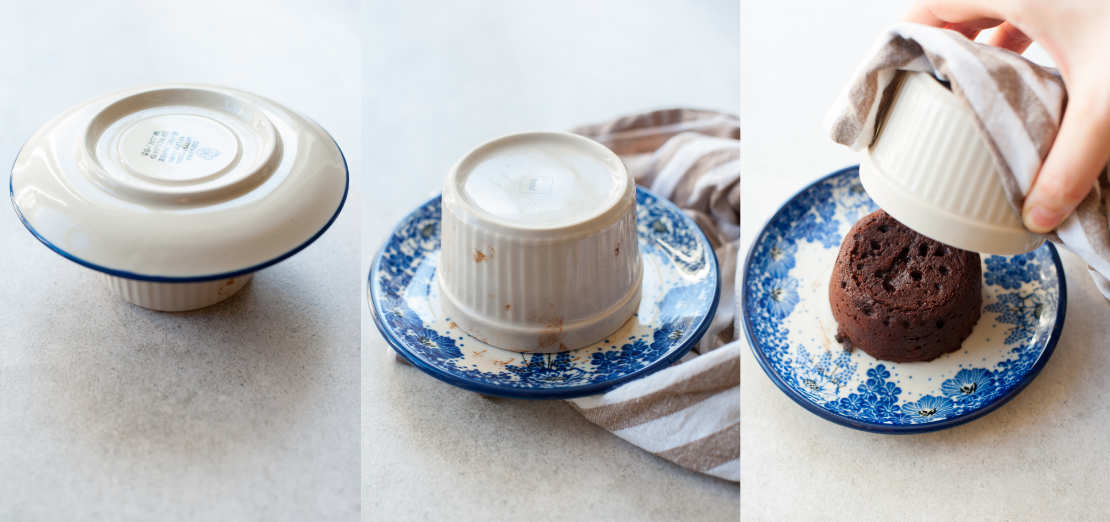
[8,126,350,283]
[368,186,721,400]
[741,165,1068,434]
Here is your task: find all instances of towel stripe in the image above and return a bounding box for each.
[571,109,741,482]
[572,349,740,431]
[656,423,741,473]
[610,388,740,454]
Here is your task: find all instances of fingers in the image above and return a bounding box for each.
[914,0,1008,25]
[1023,91,1110,232]
[985,22,1033,53]
[904,0,1007,40]
[902,0,1108,233]
[904,2,948,26]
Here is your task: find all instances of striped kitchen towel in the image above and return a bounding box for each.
[827,22,1110,298]
[569,108,740,482]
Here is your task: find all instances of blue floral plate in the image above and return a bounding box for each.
[743,166,1066,433]
[369,187,719,399]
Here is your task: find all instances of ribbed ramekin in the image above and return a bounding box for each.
[100,274,253,312]
[860,71,1044,254]
[437,132,642,352]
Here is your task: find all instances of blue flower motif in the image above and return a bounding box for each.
[984,253,1039,289]
[589,340,646,376]
[984,292,1042,344]
[657,284,710,324]
[397,320,462,360]
[940,368,993,398]
[795,346,857,398]
[824,364,902,423]
[901,395,956,419]
[511,352,586,384]
[763,277,799,319]
[636,194,705,274]
[780,184,842,249]
[764,238,798,278]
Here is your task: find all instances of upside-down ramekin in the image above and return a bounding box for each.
[860,71,1044,254]
[10,84,348,311]
[438,132,642,352]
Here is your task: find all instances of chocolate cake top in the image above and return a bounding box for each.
[836,210,978,313]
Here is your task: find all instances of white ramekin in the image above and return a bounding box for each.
[100,274,254,312]
[438,132,642,353]
[860,71,1044,255]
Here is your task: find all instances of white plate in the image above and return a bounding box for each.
[11,84,348,281]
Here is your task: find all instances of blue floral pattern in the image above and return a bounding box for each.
[795,345,858,400]
[744,167,1064,431]
[369,188,719,398]
[900,395,956,419]
[939,368,995,410]
[985,252,1039,289]
[984,290,1043,345]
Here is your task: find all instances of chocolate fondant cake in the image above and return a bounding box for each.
[829,210,982,362]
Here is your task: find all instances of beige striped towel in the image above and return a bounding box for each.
[570,109,740,482]
[827,23,1110,298]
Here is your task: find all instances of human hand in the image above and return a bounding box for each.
[906,0,1110,233]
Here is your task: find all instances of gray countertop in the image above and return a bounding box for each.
[0,1,741,519]
[361,1,740,520]
[1,2,361,520]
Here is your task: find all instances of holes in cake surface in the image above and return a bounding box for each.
[883,316,891,327]
[862,306,873,317]
[918,244,929,257]
[910,270,922,281]
[935,283,942,291]
[936,319,945,329]
[882,280,894,293]
[840,280,847,289]
[938,265,949,276]
[891,250,910,283]
[870,240,881,251]
[877,224,889,233]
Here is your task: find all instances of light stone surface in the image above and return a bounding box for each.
[740,1,1110,520]
[0,2,360,520]
[361,1,740,520]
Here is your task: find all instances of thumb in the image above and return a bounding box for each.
[1022,90,1110,233]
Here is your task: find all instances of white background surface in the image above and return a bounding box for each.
[740,1,1110,520]
[1,2,360,520]
[362,1,740,520]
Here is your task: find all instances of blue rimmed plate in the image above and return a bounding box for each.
[369,187,720,399]
[743,166,1066,433]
